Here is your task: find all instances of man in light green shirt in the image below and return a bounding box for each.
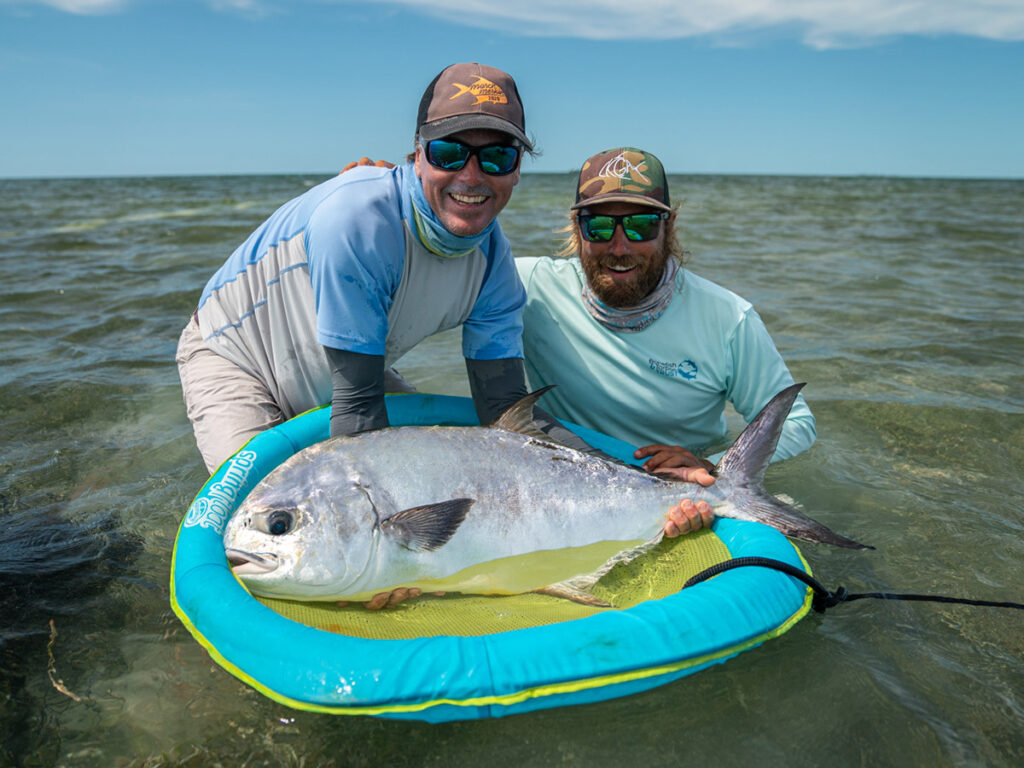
[341,145,813,544]
[517,147,815,478]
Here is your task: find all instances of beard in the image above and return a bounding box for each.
[580,246,671,308]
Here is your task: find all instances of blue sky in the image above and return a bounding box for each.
[1,0,1022,178]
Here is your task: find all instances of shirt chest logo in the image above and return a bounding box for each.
[649,358,698,380]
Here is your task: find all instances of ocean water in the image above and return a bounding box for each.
[1,172,1022,767]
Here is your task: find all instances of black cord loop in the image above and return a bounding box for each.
[683,557,1024,614]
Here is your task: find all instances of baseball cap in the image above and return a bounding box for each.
[571,147,671,212]
[417,62,532,150]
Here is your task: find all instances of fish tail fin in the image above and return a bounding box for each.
[714,383,805,484]
[716,383,873,551]
[730,487,872,550]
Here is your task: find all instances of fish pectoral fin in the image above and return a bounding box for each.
[380,498,474,552]
[534,582,612,608]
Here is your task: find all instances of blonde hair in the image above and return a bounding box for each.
[556,206,686,264]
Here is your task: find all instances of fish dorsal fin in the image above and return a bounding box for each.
[380,499,474,552]
[714,383,805,484]
[492,386,645,462]
[492,386,557,441]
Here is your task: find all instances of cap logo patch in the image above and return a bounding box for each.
[449,76,509,106]
[598,152,651,187]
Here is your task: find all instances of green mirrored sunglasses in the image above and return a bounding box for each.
[578,212,668,243]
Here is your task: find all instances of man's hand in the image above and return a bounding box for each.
[337,586,445,610]
[339,157,396,174]
[635,443,713,472]
[635,443,716,486]
[664,499,714,538]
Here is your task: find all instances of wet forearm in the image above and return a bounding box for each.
[325,346,389,437]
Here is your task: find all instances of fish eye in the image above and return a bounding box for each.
[266,510,294,536]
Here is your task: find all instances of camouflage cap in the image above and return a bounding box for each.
[417,62,532,150]
[571,148,671,212]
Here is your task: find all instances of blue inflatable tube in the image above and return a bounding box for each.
[171,394,813,721]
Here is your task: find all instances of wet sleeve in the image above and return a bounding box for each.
[713,308,816,464]
[465,357,612,458]
[324,346,389,437]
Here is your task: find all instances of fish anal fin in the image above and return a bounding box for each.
[381,498,474,552]
[534,583,612,608]
[534,533,666,608]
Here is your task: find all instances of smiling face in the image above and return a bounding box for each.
[578,202,676,308]
[414,129,521,237]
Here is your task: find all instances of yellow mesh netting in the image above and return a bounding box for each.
[256,529,731,639]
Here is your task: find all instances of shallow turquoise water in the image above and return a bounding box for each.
[1,172,1021,766]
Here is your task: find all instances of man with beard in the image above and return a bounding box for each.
[515,147,815,477]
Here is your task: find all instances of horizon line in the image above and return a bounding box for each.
[3,169,1023,183]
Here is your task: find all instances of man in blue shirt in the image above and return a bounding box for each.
[176,63,536,475]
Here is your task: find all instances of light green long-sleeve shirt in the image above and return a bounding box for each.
[516,257,815,463]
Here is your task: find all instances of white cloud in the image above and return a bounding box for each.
[0,0,271,14]
[367,0,1024,48]
[11,0,129,13]
[6,0,1024,47]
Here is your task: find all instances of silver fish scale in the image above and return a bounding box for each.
[329,425,689,546]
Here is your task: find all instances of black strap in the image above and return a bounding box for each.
[683,557,1024,614]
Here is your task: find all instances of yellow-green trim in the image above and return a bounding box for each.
[172,533,814,717]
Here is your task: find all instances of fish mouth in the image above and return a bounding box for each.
[225,548,279,575]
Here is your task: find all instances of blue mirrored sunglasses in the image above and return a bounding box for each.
[424,139,521,176]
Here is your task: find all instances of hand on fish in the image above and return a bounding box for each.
[635,443,716,486]
[636,447,718,534]
[664,498,714,537]
[338,586,445,610]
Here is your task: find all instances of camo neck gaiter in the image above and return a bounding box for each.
[407,166,496,258]
[581,257,680,333]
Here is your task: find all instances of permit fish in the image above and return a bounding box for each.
[223,383,869,603]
